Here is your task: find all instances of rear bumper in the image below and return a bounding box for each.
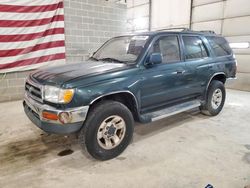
[23,92,89,134]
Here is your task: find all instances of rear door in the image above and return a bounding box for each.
[180,35,213,96]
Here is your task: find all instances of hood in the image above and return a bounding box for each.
[31,61,128,86]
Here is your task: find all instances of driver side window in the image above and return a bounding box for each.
[150,36,181,63]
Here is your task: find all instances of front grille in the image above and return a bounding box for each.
[25,80,43,103]
[26,103,40,119]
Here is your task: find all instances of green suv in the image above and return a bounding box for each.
[23,28,237,160]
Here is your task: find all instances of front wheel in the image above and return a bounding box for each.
[79,100,134,160]
[200,80,226,116]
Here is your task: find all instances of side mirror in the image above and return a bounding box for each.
[146,53,162,66]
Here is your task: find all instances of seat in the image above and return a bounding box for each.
[159,40,179,62]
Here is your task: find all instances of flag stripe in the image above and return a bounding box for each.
[0,15,64,27]
[1,0,62,6]
[0,9,64,21]
[0,34,65,50]
[0,21,64,35]
[0,59,66,73]
[0,2,63,13]
[0,47,65,65]
[0,40,65,57]
[0,28,64,42]
[0,53,65,69]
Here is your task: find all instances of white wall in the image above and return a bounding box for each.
[151,0,191,30]
[127,0,150,32]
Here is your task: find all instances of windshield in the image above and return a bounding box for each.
[92,35,149,63]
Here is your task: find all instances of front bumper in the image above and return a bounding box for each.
[23,92,89,134]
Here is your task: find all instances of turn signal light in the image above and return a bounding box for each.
[58,89,74,104]
[42,111,58,121]
[63,90,74,103]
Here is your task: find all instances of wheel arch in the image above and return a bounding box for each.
[205,72,226,98]
[89,91,139,121]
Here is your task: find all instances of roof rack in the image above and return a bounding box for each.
[155,27,191,32]
[199,30,216,34]
[154,28,216,34]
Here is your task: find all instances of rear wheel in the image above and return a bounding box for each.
[79,100,134,160]
[200,80,226,116]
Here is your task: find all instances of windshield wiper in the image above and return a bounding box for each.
[98,57,125,64]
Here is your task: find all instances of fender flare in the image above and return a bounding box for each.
[89,90,139,110]
[205,72,226,98]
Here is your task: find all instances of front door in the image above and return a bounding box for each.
[140,35,189,110]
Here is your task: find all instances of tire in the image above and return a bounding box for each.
[79,100,134,160]
[200,80,226,116]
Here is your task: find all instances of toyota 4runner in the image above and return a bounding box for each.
[23,28,237,160]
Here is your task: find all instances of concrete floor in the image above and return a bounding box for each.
[0,89,250,188]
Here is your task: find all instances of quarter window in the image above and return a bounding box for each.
[207,36,232,57]
[183,36,208,60]
[151,36,180,63]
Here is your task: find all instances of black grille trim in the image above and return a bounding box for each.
[25,79,43,103]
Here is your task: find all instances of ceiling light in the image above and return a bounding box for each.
[229,42,250,49]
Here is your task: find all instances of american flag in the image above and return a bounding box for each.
[0,0,66,73]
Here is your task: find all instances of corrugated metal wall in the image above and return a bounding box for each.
[127,0,250,91]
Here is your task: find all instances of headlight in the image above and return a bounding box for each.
[44,85,74,104]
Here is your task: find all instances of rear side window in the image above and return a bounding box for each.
[182,36,208,60]
[207,36,232,57]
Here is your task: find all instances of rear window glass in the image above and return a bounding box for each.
[207,36,232,57]
[182,36,208,60]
